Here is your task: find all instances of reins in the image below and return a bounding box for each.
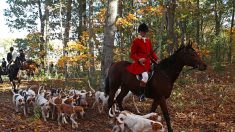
[146,45,160,59]
[182,67,197,74]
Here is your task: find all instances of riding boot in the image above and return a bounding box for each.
[139,81,146,102]
[139,89,146,102]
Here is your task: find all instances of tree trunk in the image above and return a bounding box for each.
[76,0,86,73]
[179,20,186,45]
[229,0,235,63]
[158,2,166,59]
[118,1,124,61]
[37,0,45,69]
[166,0,176,54]
[63,0,72,78]
[196,0,200,45]
[44,0,50,75]
[88,0,96,88]
[77,0,86,38]
[100,0,118,90]
[214,0,222,62]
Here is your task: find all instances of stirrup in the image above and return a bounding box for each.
[139,93,146,102]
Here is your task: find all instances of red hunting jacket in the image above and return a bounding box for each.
[127,37,158,75]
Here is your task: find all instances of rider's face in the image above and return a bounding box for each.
[140,31,147,37]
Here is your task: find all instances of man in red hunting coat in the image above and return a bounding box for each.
[127,23,160,101]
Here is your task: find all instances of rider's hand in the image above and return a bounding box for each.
[156,59,160,64]
[139,58,146,65]
[152,59,160,64]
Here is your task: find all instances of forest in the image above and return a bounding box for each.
[0,0,234,131]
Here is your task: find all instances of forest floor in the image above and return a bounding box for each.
[0,64,234,132]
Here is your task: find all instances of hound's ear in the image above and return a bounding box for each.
[151,122,163,131]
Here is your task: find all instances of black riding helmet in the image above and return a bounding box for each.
[10,47,14,51]
[138,23,149,33]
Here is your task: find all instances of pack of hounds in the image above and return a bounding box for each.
[11,85,165,131]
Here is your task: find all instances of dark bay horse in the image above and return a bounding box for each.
[8,57,39,90]
[105,43,207,131]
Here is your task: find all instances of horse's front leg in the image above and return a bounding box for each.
[159,98,173,132]
[115,88,129,111]
[16,79,21,89]
[0,75,3,83]
[108,87,117,109]
[10,81,16,91]
[150,99,160,112]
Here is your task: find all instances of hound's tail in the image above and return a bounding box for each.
[38,84,45,95]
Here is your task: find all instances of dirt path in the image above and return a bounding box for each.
[0,64,234,131]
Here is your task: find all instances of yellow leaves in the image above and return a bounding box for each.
[137,5,164,16]
[57,54,91,67]
[67,41,86,51]
[190,42,210,58]
[67,31,89,51]
[58,31,91,67]
[80,31,89,42]
[26,32,42,40]
[167,39,174,44]
[126,13,138,21]
[57,56,68,67]
[116,13,137,28]
[116,18,131,27]
[96,8,106,24]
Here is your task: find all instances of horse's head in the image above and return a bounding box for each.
[178,42,207,71]
[22,60,40,74]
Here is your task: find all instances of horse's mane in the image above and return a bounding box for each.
[156,46,185,70]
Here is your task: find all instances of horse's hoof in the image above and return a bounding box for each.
[168,128,173,132]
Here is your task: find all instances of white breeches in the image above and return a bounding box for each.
[141,72,148,83]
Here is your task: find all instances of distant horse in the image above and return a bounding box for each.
[21,59,40,78]
[105,42,207,131]
[8,57,39,90]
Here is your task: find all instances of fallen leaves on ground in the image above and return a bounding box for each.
[0,64,234,131]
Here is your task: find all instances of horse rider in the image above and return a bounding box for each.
[1,58,7,73]
[6,47,17,73]
[17,49,26,67]
[127,23,160,101]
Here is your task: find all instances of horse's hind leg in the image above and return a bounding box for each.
[0,76,3,83]
[16,79,21,89]
[115,88,129,111]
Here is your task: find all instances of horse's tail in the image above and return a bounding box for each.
[104,76,109,97]
[104,62,116,97]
